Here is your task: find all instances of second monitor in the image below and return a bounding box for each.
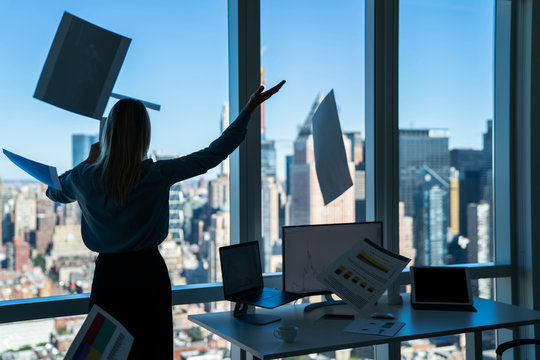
[282,222,383,296]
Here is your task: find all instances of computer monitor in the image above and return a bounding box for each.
[282,222,383,296]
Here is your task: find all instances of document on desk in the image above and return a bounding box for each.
[64,304,133,360]
[344,318,405,337]
[3,149,62,190]
[318,238,410,312]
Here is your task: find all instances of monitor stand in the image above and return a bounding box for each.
[304,294,347,313]
[233,303,281,325]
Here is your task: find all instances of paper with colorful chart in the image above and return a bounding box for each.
[64,304,133,360]
[317,238,410,312]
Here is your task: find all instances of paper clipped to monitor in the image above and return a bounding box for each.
[317,238,410,312]
[64,304,134,360]
[312,89,353,205]
[3,149,62,190]
[34,12,131,120]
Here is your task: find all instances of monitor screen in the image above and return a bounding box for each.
[282,222,383,295]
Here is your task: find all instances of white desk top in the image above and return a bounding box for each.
[188,295,540,360]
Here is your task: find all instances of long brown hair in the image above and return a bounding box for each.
[94,99,151,206]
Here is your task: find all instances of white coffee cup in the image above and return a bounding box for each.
[273,325,299,343]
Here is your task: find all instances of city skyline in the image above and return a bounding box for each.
[0,1,501,358]
[0,0,494,181]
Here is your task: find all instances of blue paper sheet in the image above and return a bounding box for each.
[3,149,62,190]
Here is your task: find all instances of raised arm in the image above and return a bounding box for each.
[158,81,286,184]
[46,170,77,203]
[242,80,286,115]
[45,143,100,203]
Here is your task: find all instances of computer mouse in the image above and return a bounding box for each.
[370,312,395,319]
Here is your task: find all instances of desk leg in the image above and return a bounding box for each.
[465,331,483,360]
[246,352,261,360]
[375,342,400,360]
[232,346,261,360]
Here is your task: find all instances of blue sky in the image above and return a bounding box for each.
[0,0,494,181]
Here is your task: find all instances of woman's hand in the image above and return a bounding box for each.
[83,142,101,164]
[243,80,286,114]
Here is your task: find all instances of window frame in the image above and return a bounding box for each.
[0,1,522,359]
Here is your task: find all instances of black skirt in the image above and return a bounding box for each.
[89,247,173,359]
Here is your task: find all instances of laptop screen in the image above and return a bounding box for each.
[220,242,263,298]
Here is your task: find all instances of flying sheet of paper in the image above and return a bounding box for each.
[312,90,353,205]
[64,304,134,360]
[318,238,410,312]
[34,12,131,120]
[3,149,62,190]
[344,318,405,337]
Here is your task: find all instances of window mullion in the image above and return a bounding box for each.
[228,0,262,246]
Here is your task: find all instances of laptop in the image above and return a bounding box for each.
[410,266,477,312]
[220,241,302,309]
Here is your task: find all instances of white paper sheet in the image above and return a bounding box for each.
[344,318,405,337]
[3,149,62,190]
[64,304,134,360]
[34,12,131,120]
[317,238,410,312]
[312,89,353,205]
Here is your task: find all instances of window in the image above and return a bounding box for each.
[260,0,366,273]
[0,0,229,355]
[398,0,497,357]
[0,0,521,359]
[398,0,495,269]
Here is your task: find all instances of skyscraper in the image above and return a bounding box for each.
[416,165,450,265]
[467,202,492,298]
[72,134,99,167]
[13,237,30,272]
[208,174,229,211]
[399,129,450,218]
[151,151,185,242]
[289,94,355,225]
[345,131,364,167]
[220,102,230,175]
[400,128,450,265]
[261,139,278,272]
[261,139,277,179]
[14,193,37,239]
[399,201,415,266]
[449,120,493,238]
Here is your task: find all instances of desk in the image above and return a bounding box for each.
[188,295,540,360]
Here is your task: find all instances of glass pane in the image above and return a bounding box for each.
[0,0,228,299]
[0,302,232,358]
[260,0,366,277]
[398,0,494,271]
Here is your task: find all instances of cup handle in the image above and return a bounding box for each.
[273,329,281,339]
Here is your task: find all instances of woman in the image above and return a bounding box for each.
[46,80,286,359]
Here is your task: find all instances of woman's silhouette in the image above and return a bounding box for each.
[46,80,285,359]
